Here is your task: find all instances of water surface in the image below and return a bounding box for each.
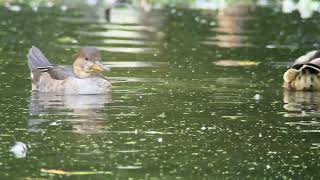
[0,2,320,179]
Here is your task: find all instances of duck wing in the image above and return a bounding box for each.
[47,66,74,80]
[292,50,320,69]
[28,46,75,81]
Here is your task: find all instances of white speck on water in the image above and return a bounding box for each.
[266,165,271,169]
[9,141,27,158]
[254,94,262,101]
[259,133,262,138]
[157,112,166,118]
[157,138,163,143]
[49,121,60,126]
[201,126,207,131]
[60,5,68,11]
[210,21,216,26]
[30,3,39,12]
[266,44,276,49]
[267,151,277,154]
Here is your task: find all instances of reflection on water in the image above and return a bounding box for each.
[283,91,320,150]
[203,4,254,48]
[29,93,112,133]
[283,91,320,114]
[59,6,164,55]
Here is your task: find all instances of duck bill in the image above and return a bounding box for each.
[90,61,110,73]
[90,63,105,73]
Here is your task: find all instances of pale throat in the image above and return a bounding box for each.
[73,61,92,79]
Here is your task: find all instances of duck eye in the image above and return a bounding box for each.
[85,57,89,61]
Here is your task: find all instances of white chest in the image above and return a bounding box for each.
[65,77,112,94]
[35,73,112,94]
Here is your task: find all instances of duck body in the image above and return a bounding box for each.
[33,72,111,94]
[283,50,320,91]
[27,46,111,95]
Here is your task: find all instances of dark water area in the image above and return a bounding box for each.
[0,1,320,179]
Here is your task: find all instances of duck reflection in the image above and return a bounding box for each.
[29,92,112,133]
[283,91,320,115]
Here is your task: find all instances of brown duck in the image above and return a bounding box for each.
[27,46,111,94]
[283,50,320,91]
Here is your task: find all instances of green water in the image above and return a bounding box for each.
[0,2,320,179]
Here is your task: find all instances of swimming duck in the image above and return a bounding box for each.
[27,46,111,94]
[283,50,320,91]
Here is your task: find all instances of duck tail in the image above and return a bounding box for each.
[27,46,54,72]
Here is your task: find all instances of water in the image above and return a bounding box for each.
[0,1,320,179]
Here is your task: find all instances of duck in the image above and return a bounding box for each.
[283,50,320,91]
[27,46,111,94]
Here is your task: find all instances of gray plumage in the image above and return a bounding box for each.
[27,46,73,80]
[27,46,52,71]
[292,50,320,68]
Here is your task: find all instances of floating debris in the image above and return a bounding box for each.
[254,94,262,101]
[9,141,27,158]
[214,60,260,67]
[157,137,163,143]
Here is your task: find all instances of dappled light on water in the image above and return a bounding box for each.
[1,0,320,179]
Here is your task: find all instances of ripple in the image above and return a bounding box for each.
[145,131,174,135]
[99,39,153,46]
[59,17,104,24]
[117,165,142,170]
[311,143,320,149]
[110,77,164,83]
[202,40,253,48]
[283,91,320,113]
[285,121,320,126]
[105,61,168,68]
[30,93,112,111]
[300,130,320,133]
[215,77,248,85]
[107,130,138,134]
[116,150,143,153]
[89,24,157,32]
[62,44,155,54]
[76,30,148,39]
[211,26,257,34]
[214,60,259,67]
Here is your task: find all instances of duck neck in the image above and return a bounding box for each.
[73,62,92,79]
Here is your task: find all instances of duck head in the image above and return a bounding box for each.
[72,47,110,78]
[283,65,320,91]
